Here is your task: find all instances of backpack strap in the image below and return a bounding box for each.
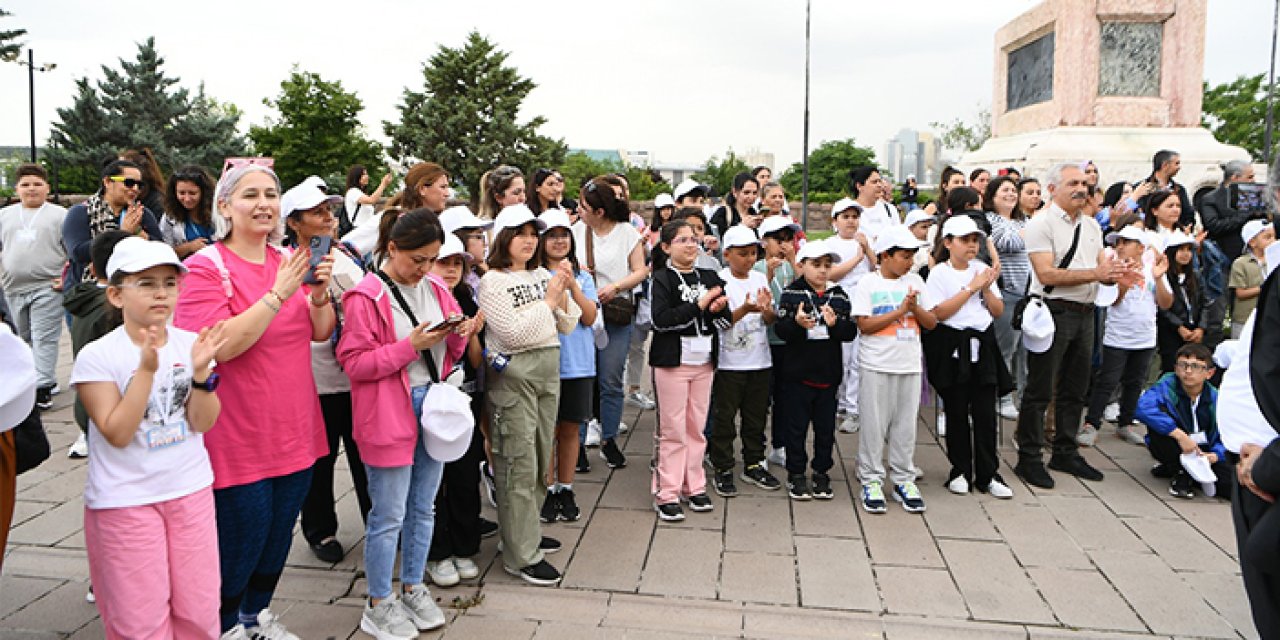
[193,243,291,300]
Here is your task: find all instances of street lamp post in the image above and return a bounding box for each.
[9,48,56,163]
[801,0,811,231]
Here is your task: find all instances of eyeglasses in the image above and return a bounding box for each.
[670,236,699,245]
[1175,361,1211,373]
[119,278,180,294]
[109,176,146,189]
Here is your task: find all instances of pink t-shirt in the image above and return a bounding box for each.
[174,243,327,489]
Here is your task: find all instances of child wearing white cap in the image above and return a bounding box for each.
[1229,220,1275,337]
[826,198,876,434]
[70,237,227,638]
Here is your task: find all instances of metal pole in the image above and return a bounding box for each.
[28,48,36,162]
[1267,0,1280,162]
[801,0,811,231]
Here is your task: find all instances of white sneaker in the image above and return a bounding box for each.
[360,596,418,640]
[985,479,1015,499]
[1116,424,1146,446]
[838,413,860,434]
[936,413,947,436]
[625,390,656,410]
[767,447,786,467]
[85,586,95,603]
[947,475,970,495]
[220,625,250,640]
[584,419,602,447]
[1103,402,1120,423]
[998,396,1019,420]
[426,559,459,587]
[452,556,479,580]
[618,420,630,434]
[1076,423,1099,447]
[400,584,447,631]
[68,433,88,459]
[247,609,299,640]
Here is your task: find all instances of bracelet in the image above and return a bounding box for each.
[261,294,281,313]
[309,290,331,307]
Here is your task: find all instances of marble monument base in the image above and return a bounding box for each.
[961,126,1250,197]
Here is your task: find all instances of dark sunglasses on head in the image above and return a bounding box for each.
[109,176,145,189]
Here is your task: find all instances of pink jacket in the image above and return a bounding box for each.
[338,272,467,468]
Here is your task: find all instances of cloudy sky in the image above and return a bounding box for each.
[0,1,1275,172]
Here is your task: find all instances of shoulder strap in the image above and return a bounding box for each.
[194,244,233,300]
[374,269,441,383]
[585,228,598,282]
[1042,222,1083,296]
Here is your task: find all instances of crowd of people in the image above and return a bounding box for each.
[0,146,1277,639]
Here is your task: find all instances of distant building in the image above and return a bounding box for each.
[652,161,706,186]
[885,129,944,185]
[569,148,626,167]
[739,149,776,173]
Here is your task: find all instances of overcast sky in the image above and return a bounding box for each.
[0,1,1275,172]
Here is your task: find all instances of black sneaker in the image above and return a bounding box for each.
[504,559,561,586]
[741,464,781,491]
[787,474,812,500]
[540,490,561,524]
[309,537,344,563]
[1169,471,1195,499]
[712,471,738,497]
[600,438,627,468]
[480,460,497,506]
[1015,460,1055,489]
[1048,454,1104,482]
[478,517,499,539]
[686,493,714,512]
[35,386,53,411]
[811,473,834,499]
[655,501,685,522]
[1151,462,1175,478]
[576,447,591,473]
[558,488,581,521]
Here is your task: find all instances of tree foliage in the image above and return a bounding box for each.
[0,8,25,61]
[250,67,385,190]
[558,152,666,201]
[930,104,992,153]
[385,31,566,206]
[778,138,878,198]
[1202,74,1273,161]
[47,37,247,193]
[692,151,750,197]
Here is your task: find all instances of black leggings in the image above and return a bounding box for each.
[938,381,1000,488]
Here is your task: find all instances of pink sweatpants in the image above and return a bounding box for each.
[84,486,220,640]
[652,363,714,504]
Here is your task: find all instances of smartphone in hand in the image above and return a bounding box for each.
[426,314,465,332]
[303,235,332,285]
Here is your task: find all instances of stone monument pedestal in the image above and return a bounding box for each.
[961,0,1249,195]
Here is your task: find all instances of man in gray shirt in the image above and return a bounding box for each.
[0,164,67,409]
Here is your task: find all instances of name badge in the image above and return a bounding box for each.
[1190,431,1207,445]
[15,228,37,245]
[685,335,712,354]
[807,325,829,340]
[145,421,189,450]
[896,328,916,342]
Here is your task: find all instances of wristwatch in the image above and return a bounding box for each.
[192,373,221,393]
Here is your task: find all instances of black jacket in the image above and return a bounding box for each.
[649,267,733,368]
[1158,272,1209,340]
[773,277,857,385]
[922,324,1013,395]
[1200,185,1259,261]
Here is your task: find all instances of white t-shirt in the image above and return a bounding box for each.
[859,200,901,241]
[573,220,642,298]
[346,188,376,228]
[826,234,872,291]
[385,277,445,387]
[850,271,930,374]
[70,326,214,509]
[925,260,1001,331]
[716,268,772,371]
[310,250,364,395]
[1101,260,1160,349]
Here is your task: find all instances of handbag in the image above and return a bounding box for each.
[14,407,49,475]
[1012,222,1082,330]
[586,228,637,326]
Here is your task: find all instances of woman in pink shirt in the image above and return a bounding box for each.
[174,164,336,639]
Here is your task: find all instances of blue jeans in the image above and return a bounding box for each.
[363,385,445,600]
[595,321,633,441]
[215,467,314,632]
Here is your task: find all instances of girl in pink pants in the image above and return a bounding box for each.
[647,220,732,522]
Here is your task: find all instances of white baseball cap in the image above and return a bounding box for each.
[539,208,573,232]
[1242,219,1272,247]
[493,204,547,233]
[439,205,492,234]
[796,239,842,263]
[1164,230,1195,249]
[1115,225,1150,246]
[654,193,676,209]
[903,210,934,228]
[437,233,473,262]
[760,215,801,237]
[721,225,762,250]
[941,215,986,238]
[106,237,189,280]
[280,181,342,217]
[420,385,475,463]
[673,179,709,201]
[300,175,328,192]
[831,198,862,217]
[1021,298,1056,353]
[873,225,929,254]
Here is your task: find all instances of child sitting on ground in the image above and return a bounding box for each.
[1134,343,1232,499]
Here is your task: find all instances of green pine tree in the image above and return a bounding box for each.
[0,8,26,62]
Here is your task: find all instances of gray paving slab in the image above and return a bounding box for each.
[859,508,945,568]
[875,566,968,618]
[1089,549,1237,638]
[723,495,791,554]
[602,593,744,636]
[1038,494,1149,553]
[982,500,1093,569]
[1125,516,1237,573]
[1026,566,1147,633]
[718,550,797,606]
[741,603,883,639]
[0,581,99,635]
[794,536,879,612]
[939,539,1055,625]
[561,508,653,592]
[639,527,721,600]
[0,575,62,620]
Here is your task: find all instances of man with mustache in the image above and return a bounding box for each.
[1013,164,1135,489]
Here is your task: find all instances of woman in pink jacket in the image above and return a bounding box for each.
[337,207,475,639]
